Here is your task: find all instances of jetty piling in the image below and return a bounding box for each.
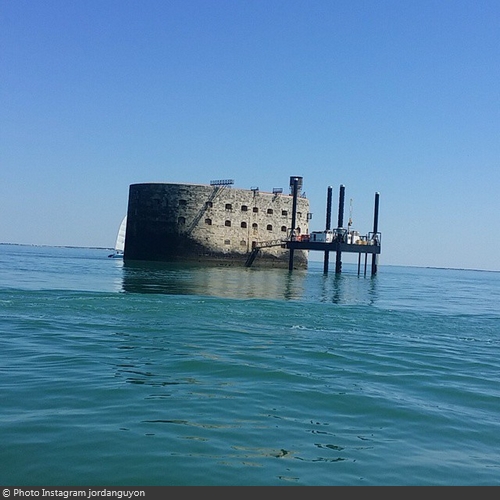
[371,192,380,276]
[323,186,332,274]
[335,184,345,274]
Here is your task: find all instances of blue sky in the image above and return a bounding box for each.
[1,0,499,270]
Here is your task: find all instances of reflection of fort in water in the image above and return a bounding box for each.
[121,260,378,305]
[121,260,306,300]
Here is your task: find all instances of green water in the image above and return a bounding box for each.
[1,245,499,485]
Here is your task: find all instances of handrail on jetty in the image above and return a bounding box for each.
[245,239,286,267]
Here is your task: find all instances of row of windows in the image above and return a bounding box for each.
[219,221,286,231]
[177,216,292,232]
[222,239,297,246]
[224,240,253,246]
[178,199,295,216]
[237,205,280,214]
[211,220,303,233]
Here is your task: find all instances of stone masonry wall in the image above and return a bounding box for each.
[125,182,310,267]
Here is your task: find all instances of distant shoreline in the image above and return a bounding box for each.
[1,242,498,273]
[0,242,113,251]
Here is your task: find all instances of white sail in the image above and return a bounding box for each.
[115,216,127,253]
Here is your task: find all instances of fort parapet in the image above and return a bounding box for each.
[124,179,310,268]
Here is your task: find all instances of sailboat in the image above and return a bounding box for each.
[108,216,127,258]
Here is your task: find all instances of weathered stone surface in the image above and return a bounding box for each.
[124,182,310,268]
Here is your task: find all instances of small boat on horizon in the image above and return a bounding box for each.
[108,216,126,258]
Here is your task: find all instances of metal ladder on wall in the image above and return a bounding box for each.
[185,185,227,236]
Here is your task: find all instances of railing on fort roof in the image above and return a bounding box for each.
[210,179,234,186]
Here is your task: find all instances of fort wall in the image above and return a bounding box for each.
[124,182,310,268]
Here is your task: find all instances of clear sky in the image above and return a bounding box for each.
[1,0,499,270]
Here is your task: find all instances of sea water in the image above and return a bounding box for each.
[0,244,499,486]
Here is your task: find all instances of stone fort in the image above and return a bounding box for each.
[124,177,310,268]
